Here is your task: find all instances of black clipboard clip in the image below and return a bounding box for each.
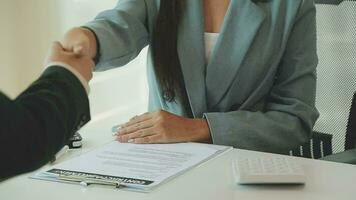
[58,174,121,188]
[67,132,82,149]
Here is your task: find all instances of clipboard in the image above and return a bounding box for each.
[32,141,232,192]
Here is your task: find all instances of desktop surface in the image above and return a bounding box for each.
[0,111,355,200]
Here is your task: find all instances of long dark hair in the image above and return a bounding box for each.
[152,0,184,103]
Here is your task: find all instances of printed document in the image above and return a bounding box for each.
[33,141,231,191]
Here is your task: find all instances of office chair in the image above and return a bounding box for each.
[320,92,356,163]
[290,0,356,163]
[345,92,356,150]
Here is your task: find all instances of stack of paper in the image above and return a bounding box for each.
[33,141,231,192]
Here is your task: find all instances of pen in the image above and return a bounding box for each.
[51,145,69,163]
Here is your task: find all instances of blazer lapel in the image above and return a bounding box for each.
[205,0,266,107]
[177,0,207,117]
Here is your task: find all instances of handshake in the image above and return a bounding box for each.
[45,28,98,82]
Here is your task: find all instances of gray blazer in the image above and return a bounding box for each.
[85,0,319,154]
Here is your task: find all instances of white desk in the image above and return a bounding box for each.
[1,111,356,200]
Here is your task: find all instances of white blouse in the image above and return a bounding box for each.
[204,32,220,63]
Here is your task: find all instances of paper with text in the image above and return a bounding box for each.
[34,141,231,191]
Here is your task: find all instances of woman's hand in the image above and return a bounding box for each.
[115,110,212,144]
[61,27,97,59]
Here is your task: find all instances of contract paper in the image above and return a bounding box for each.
[33,141,231,191]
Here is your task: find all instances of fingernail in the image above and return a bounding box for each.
[128,139,134,143]
[111,125,121,133]
[74,45,83,52]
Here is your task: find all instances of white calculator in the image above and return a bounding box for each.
[232,155,306,184]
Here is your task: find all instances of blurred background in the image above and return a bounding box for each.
[0,0,148,121]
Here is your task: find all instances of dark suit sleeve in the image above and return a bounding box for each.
[0,66,90,179]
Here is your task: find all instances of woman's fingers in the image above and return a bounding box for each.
[117,113,153,135]
[125,112,151,126]
[115,109,211,144]
[131,135,162,144]
[117,118,155,136]
[116,127,157,143]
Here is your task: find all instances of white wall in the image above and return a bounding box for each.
[0,0,57,97]
[0,1,15,96]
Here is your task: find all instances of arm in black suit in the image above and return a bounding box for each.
[0,66,90,179]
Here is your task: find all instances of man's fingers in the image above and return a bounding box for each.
[73,45,83,53]
[51,41,64,52]
[44,41,64,66]
[73,45,87,56]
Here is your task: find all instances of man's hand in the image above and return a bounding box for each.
[45,41,94,82]
[115,110,212,144]
[61,27,97,59]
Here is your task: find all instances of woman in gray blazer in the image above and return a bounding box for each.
[62,0,319,154]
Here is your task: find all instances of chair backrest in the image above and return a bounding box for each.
[345,92,356,150]
[290,0,356,158]
[313,0,356,154]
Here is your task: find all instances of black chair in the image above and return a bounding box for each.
[320,92,356,163]
[290,0,356,163]
[291,93,355,160]
[345,92,356,150]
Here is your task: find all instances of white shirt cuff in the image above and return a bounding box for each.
[45,62,90,94]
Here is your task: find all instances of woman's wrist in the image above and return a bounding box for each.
[190,119,212,143]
